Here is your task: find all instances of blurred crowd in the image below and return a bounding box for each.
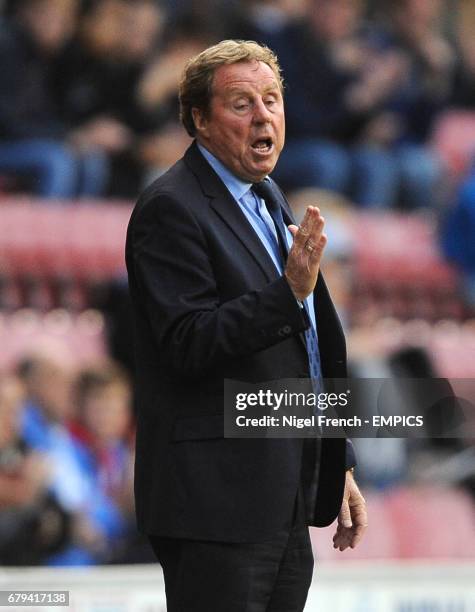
[1,0,475,298]
[0,352,153,566]
[1,0,475,566]
[0,0,211,198]
[0,0,473,204]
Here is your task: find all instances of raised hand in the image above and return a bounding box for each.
[285,206,327,301]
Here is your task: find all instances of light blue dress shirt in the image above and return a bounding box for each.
[197,143,317,333]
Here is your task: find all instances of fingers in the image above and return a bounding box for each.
[332,514,368,552]
[285,206,326,301]
[349,504,368,549]
[304,239,315,253]
[351,500,368,524]
[349,524,366,549]
[333,497,368,552]
[332,524,363,551]
[332,525,353,551]
[338,499,352,529]
[333,483,368,552]
[333,499,353,551]
[291,207,324,254]
[308,233,327,260]
[348,488,368,531]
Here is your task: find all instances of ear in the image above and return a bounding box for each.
[192,107,210,139]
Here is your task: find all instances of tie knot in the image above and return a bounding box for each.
[252,180,279,213]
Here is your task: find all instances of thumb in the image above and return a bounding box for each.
[288,224,298,237]
[339,499,352,529]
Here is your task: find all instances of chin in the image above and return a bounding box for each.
[257,165,276,179]
[253,160,277,177]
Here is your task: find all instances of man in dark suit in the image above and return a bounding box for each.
[126,39,367,612]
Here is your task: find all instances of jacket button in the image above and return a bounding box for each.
[278,325,291,336]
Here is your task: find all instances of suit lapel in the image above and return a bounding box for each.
[269,179,329,354]
[184,142,310,357]
[267,178,296,227]
[184,143,280,282]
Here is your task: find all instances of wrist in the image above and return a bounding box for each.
[284,273,306,302]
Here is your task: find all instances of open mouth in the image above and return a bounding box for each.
[251,138,273,154]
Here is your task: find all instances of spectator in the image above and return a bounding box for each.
[0,0,109,198]
[367,0,454,208]
[72,362,133,511]
[0,373,69,565]
[71,362,137,561]
[441,162,475,311]
[451,0,475,108]
[252,0,404,207]
[229,0,307,41]
[52,0,206,196]
[134,13,212,185]
[51,0,159,196]
[252,0,448,209]
[17,353,124,565]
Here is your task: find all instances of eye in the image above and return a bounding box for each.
[264,96,278,108]
[233,99,250,111]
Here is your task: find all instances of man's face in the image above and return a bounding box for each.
[83,383,131,442]
[311,0,361,40]
[193,60,285,183]
[20,0,77,54]
[119,1,163,61]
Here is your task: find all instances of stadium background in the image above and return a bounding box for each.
[0,0,474,610]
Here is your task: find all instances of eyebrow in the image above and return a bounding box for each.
[224,83,281,97]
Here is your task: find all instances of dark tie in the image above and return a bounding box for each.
[252,181,322,383]
[252,180,289,262]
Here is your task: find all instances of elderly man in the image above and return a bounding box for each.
[126,40,367,612]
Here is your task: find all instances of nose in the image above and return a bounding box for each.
[252,97,272,123]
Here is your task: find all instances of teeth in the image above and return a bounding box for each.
[253,141,271,150]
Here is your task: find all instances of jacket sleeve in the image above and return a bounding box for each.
[345,439,357,470]
[127,191,310,378]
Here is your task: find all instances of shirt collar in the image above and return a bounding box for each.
[197,142,259,203]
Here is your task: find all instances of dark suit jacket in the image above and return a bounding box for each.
[125,141,355,543]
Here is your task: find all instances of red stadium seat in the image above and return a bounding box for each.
[0,199,132,279]
[352,213,456,289]
[0,198,463,318]
[385,486,475,559]
[0,309,107,369]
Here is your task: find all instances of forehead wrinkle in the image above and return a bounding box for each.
[212,61,280,95]
[219,80,281,100]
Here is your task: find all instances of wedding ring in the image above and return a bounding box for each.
[305,241,314,253]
